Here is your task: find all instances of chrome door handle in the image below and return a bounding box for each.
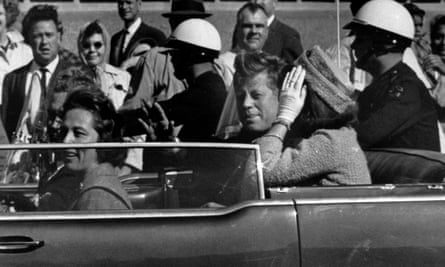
[0,236,44,253]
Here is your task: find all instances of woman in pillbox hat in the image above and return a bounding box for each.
[233,48,371,186]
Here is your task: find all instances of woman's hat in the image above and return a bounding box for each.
[295,45,355,114]
[162,0,212,18]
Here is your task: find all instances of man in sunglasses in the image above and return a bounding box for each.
[1,5,73,142]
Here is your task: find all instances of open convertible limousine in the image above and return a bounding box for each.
[0,142,445,266]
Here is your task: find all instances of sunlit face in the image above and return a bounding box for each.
[62,108,99,173]
[81,33,106,67]
[238,9,268,51]
[0,4,7,35]
[432,24,445,59]
[117,0,140,23]
[413,14,424,39]
[250,0,276,17]
[29,20,61,66]
[235,71,279,133]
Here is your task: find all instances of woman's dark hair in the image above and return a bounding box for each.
[53,64,96,94]
[289,67,358,138]
[82,20,104,40]
[62,88,127,167]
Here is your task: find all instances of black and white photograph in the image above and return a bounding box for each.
[0,0,444,265]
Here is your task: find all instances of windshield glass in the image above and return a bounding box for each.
[0,143,263,212]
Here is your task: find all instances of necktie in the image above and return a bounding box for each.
[28,70,48,142]
[40,68,48,97]
[27,72,42,127]
[119,30,129,63]
[122,30,130,53]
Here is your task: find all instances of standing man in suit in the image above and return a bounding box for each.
[110,0,167,68]
[232,0,303,63]
[1,5,72,141]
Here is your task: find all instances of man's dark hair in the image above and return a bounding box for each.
[22,5,63,44]
[231,3,267,50]
[233,50,285,95]
[236,2,267,22]
[431,15,445,40]
[404,3,426,18]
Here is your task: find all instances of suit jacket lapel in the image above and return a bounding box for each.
[264,19,279,54]
[268,18,279,34]
[4,63,30,139]
[17,63,31,103]
[115,30,126,65]
[123,23,143,60]
[48,59,68,94]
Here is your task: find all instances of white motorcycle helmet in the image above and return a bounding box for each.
[345,0,414,41]
[168,19,221,59]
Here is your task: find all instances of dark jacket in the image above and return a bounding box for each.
[355,62,440,151]
[1,59,72,140]
[109,22,166,67]
[262,18,303,64]
[158,71,227,142]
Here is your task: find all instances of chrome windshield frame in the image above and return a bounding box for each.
[0,142,265,200]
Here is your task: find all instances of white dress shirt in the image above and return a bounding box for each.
[25,56,60,96]
[123,17,142,52]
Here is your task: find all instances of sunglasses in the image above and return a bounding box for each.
[82,41,104,50]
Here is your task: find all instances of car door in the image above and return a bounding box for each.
[0,202,300,266]
[271,185,445,267]
[0,143,301,266]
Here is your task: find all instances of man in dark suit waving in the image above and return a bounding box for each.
[1,5,72,142]
[232,0,303,64]
[110,0,167,67]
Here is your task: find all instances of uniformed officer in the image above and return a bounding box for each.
[345,0,440,151]
[143,19,227,142]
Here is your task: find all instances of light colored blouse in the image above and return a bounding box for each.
[96,64,131,110]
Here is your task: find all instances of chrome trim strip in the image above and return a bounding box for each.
[0,142,266,201]
[255,145,266,200]
[0,142,260,150]
[294,195,445,205]
[0,200,294,221]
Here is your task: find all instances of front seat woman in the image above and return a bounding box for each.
[38,88,132,211]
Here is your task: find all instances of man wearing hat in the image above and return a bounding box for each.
[139,19,227,142]
[109,0,167,67]
[118,0,215,135]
